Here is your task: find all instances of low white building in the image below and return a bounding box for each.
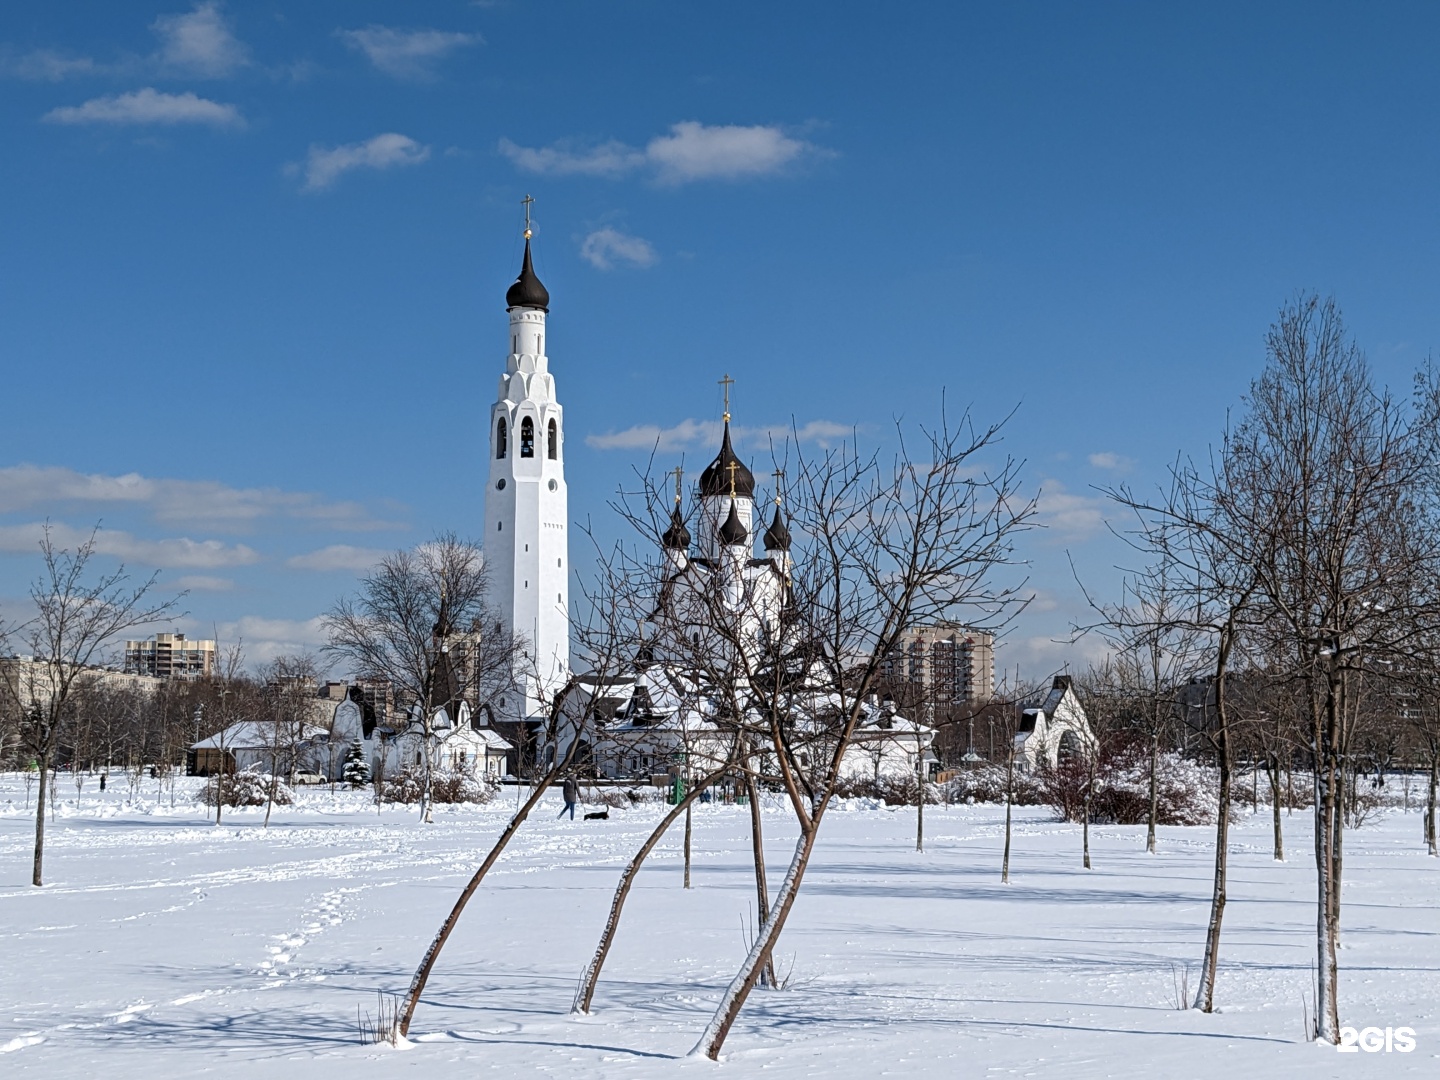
[1014,675,1098,772]
[188,720,331,777]
[578,666,933,786]
[327,684,513,781]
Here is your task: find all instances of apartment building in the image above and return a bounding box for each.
[123,633,215,680]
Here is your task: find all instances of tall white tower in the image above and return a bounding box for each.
[484,227,570,721]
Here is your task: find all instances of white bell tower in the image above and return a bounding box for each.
[484,203,570,721]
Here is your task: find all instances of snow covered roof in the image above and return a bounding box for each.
[190,720,331,751]
[1028,674,1074,720]
[471,727,514,751]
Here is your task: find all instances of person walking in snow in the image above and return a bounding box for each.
[559,775,579,820]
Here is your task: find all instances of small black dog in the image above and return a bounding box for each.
[584,809,609,821]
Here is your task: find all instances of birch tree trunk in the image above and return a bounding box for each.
[1267,753,1284,861]
[399,738,577,1038]
[683,803,693,890]
[1146,730,1159,854]
[1193,721,1230,1011]
[1426,756,1437,857]
[32,747,50,887]
[693,820,819,1060]
[745,765,776,989]
[915,737,925,853]
[573,766,728,1014]
[1313,682,1342,1042]
[1001,755,1014,884]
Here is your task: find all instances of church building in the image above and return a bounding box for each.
[651,395,795,673]
[484,222,571,727]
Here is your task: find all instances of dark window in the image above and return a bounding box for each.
[547,418,558,459]
[496,418,507,458]
[520,417,535,457]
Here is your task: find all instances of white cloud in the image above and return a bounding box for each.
[586,417,851,452]
[1087,451,1134,472]
[174,574,234,591]
[213,615,329,668]
[0,522,259,570]
[580,227,658,270]
[646,121,812,184]
[0,464,397,532]
[499,121,821,185]
[1034,480,1106,543]
[338,26,481,80]
[996,633,1112,686]
[286,545,387,572]
[43,87,243,127]
[497,137,642,177]
[152,2,248,77]
[0,48,101,81]
[293,132,430,192]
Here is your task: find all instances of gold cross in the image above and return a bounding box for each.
[718,373,734,423]
[521,194,535,240]
[727,459,739,499]
[669,466,684,506]
[772,469,785,506]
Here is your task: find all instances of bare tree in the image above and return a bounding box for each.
[572,752,740,1014]
[324,534,520,824]
[260,654,319,827]
[396,597,633,1040]
[1075,558,1205,853]
[1109,296,1440,1036]
[0,526,178,886]
[690,411,1033,1059]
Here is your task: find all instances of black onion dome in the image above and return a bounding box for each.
[763,505,791,551]
[505,238,550,311]
[661,505,691,550]
[717,500,747,546]
[699,423,755,498]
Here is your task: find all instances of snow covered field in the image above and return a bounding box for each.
[1,775,1436,1079]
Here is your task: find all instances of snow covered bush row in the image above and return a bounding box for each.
[1040,748,1216,826]
[197,770,294,808]
[379,766,498,805]
[833,774,948,805]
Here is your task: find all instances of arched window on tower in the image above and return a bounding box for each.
[496,418,507,459]
[547,419,558,459]
[520,416,535,457]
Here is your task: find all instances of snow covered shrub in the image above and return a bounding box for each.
[942,765,1047,805]
[583,787,630,809]
[833,774,944,805]
[198,770,294,808]
[379,766,497,805]
[1040,748,1215,826]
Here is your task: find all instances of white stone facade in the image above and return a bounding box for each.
[483,245,570,722]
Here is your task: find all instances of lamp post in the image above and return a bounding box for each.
[962,716,982,764]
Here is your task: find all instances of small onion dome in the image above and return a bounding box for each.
[505,238,550,311]
[717,499,747,546]
[661,505,691,550]
[699,422,755,498]
[763,505,791,551]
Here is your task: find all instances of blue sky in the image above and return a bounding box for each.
[2,1,1439,676]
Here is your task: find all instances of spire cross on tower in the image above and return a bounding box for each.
[772,469,785,506]
[521,194,535,240]
[727,459,740,499]
[669,466,684,506]
[718,373,734,423]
